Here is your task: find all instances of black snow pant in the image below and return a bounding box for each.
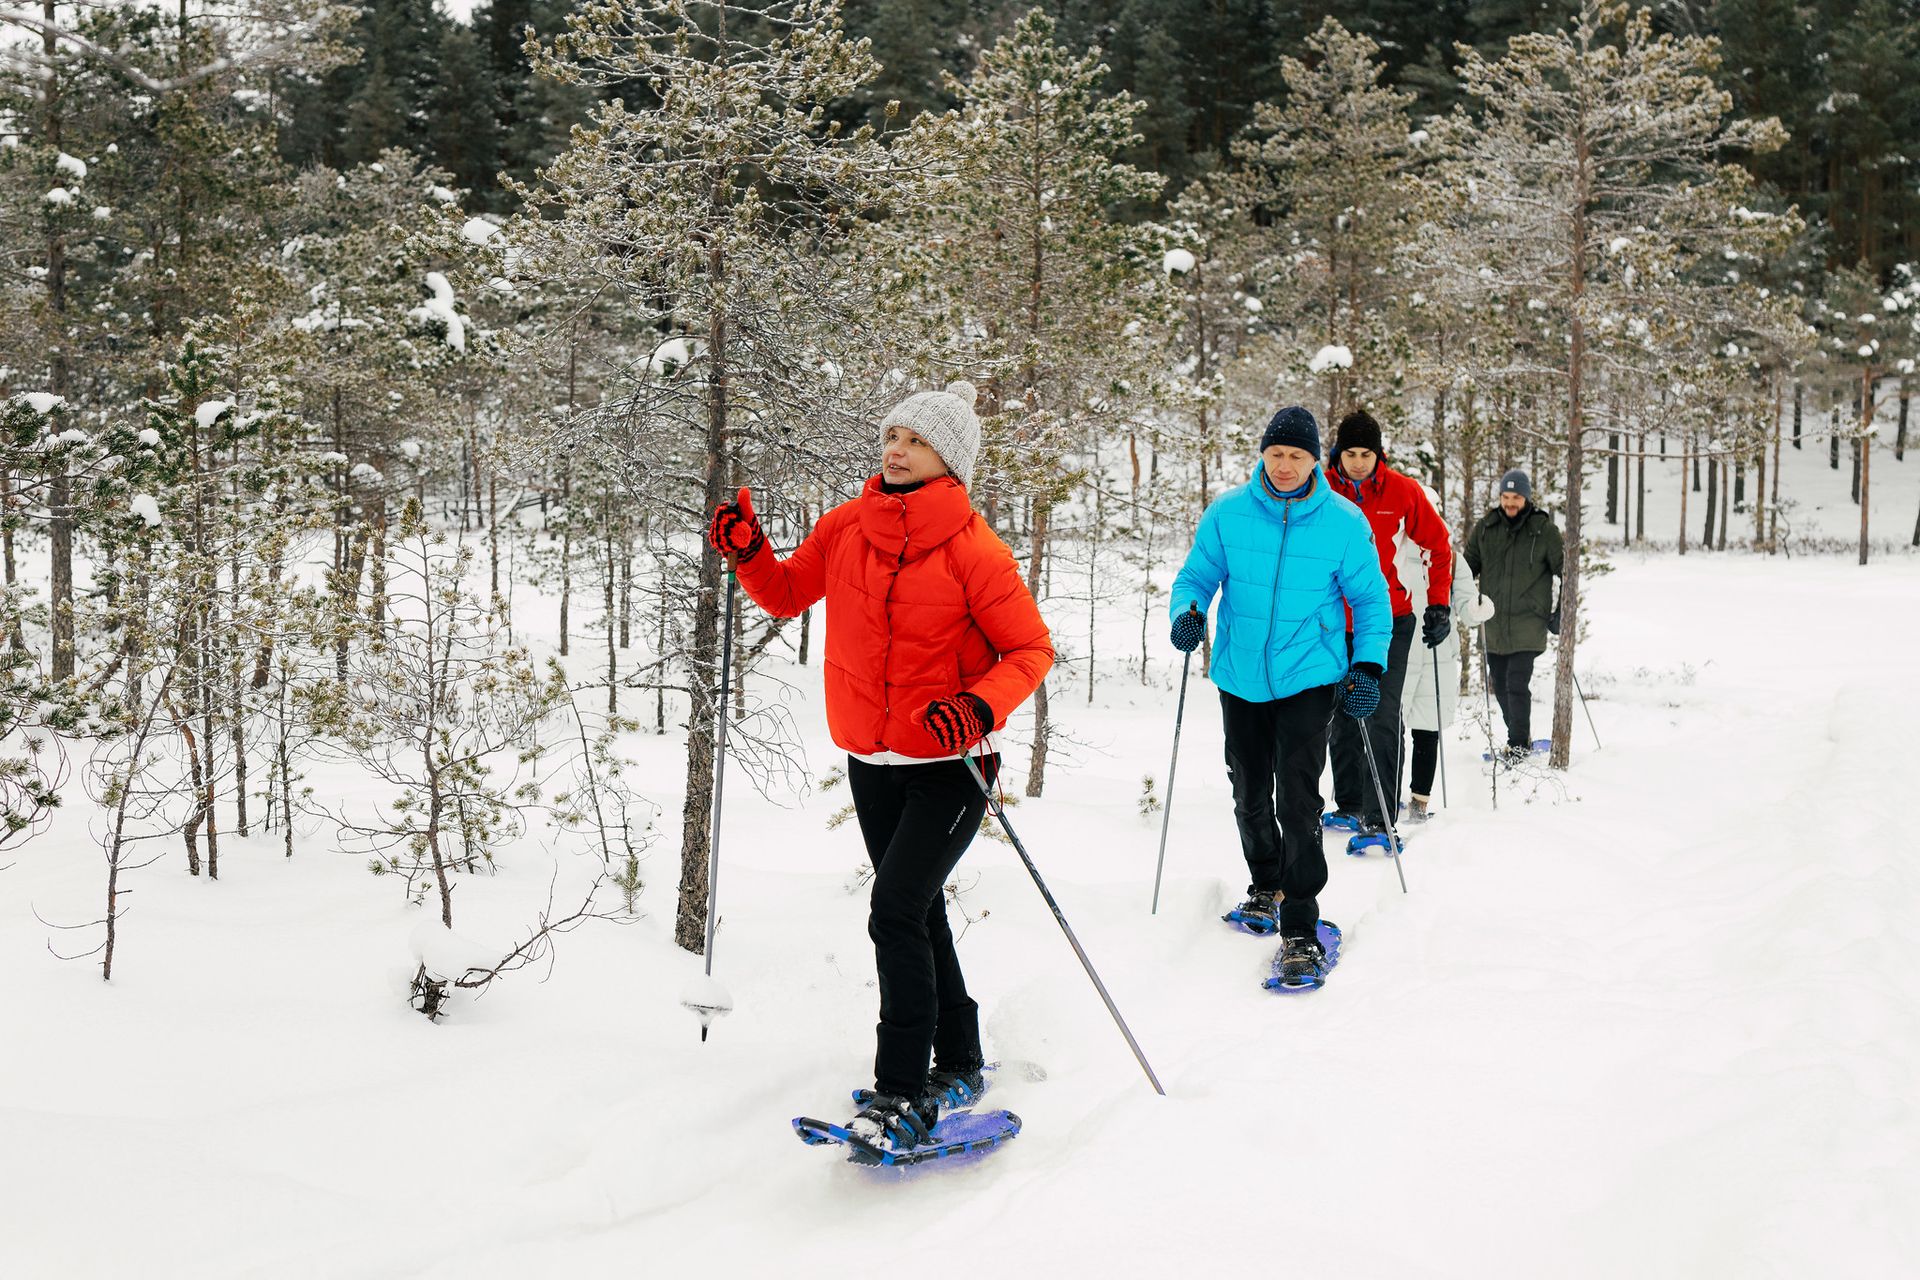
[1409,729,1438,798]
[1221,684,1336,940]
[1486,651,1539,749]
[1330,612,1416,825]
[847,753,995,1098]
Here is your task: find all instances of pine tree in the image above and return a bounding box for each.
[1233,17,1419,423]
[511,0,916,953]
[898,7,1170,796]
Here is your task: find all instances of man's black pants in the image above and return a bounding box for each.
[1220,684,1336,939]
[1331,612,1416,824]
[1487,651,1539,749]
[847,754,995,1098]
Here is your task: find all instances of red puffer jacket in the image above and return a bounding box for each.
[734,475,1053,759]
[1325,459,1452,617]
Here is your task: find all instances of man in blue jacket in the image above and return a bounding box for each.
[1169,406,1392,989]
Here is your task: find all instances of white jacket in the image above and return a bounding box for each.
[1396,500,1494,732]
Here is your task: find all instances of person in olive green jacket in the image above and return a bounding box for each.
[1464,469,1563,761]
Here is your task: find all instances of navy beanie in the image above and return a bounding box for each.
[1259,406,1321,459]
[1499,469,1532,500]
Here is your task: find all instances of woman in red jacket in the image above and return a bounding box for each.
[706,381,1053,1151]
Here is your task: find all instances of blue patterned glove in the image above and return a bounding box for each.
[1337,664,1383,719]
[1170,607,1206,653]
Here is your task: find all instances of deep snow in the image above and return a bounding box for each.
[4,549,1916,1279]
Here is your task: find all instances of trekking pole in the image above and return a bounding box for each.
[681,557,738,1042]
[1357,730,1409,894]
[963,753,1166,1097]
[1432,646,1449,808]
[1573,670,1602,751]
[1478,624,1498,811]
[1149,620,1197,915]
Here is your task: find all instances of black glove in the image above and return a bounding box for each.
[922,692,993,752]
[1170,606,1206,653]
[705,486,766,563]
[1337,663,1383,719]
[1421,604,1451,649]
[1546,597,1561,636]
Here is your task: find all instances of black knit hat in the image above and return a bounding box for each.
[1259,406,1321,459]
[1331,410,1385,464]
[1499,468,1532,500]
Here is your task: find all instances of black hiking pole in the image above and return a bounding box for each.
[1149,614,1198,915]
[681,558,738,1042]
[1573,670,1602,750]
[1432,646,1450,808]
[1357,729,1409,894]
[963,753,1167,1097]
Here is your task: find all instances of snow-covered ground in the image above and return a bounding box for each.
[4,549,1916,1279]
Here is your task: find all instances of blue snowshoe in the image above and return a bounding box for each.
[793,1091,1022,1167]
[1222,889,1282,935]
[1321,810,1365,832]
[1345,823,1404,857]
[1262,920,1343,994]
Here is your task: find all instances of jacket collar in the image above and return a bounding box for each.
[858,473,974,562]
[1326,459,1391,504]
[1247,463,1328,518]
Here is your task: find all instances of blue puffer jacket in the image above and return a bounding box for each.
[1170,466,1392,703]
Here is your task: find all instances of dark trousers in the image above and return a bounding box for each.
[1331,612,1416,824]
[847,754,995,1097]
[1487,651,1539,748]
[1220,684,1336,939]
[1409,728,1438,798]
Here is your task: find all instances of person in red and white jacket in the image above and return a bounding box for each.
[1322,410,1453,836]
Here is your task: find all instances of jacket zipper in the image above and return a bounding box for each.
[878,498,908,737]
[1267,496,1294,699]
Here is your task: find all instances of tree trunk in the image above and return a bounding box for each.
[1024,501,1051,798]
[1,470,20,651]
[619,539,633,650]
[1702,452,1717,550]
[605,499,618,714]
[558,459,572,657]
[675,227,731,954]
[1606,431,1619,525]
[1792,380,1802,449]
[1678,440,1690,555]
[1716,459,1729,551]
[1770,391,1783,554]
[1550,144,1589,773]
[1635,431,1646,545]
[1860,365,1874,565]
[1897,382,1909,460]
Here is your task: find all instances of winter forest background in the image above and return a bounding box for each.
[2,2,1916,1273]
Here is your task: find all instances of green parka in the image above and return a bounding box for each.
[1465,504,1563,655]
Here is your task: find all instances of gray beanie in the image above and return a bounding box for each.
[882,380,981,487]
[1499,468,1532,500]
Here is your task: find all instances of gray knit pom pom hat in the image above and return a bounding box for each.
[881,380,981,487]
